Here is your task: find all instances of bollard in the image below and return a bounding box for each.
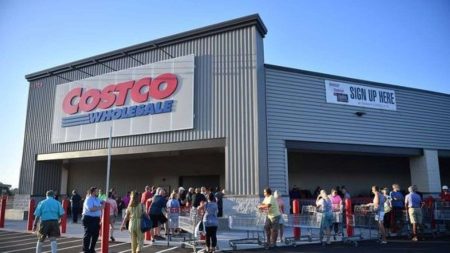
[145,201,152,241]
[345,198,353,237]
[27,199,36,231]
[60,199,69,233]
[0,195,7,228]
[292,199,300,240]
[101,202,110,253]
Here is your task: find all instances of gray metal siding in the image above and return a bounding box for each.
[265,67,450,194]
[20,26,264,195]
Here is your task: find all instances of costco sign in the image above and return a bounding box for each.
[51,54,195,143]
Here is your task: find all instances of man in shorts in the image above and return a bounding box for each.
[32,190,65,253]
[258,187,280,248]
[405,185,423,241]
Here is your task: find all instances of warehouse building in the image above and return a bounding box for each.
[19,14,450,213]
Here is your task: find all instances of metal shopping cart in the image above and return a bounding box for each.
[342,205,379,246]
[178,208,202,252]
[284,209,324,246]
[434,201,450,235]
[228,212,267,250]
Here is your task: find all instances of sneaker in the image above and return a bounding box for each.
[412,237,418,241]
[110,236,115,242]
[380,240,388,244]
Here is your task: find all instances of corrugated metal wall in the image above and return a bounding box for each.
[265,67,450,194]
[20,25,267,195]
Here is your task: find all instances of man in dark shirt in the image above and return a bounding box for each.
[70,189,82,223]
[193,187,206,208]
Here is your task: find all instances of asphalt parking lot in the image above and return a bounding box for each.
[0,230,192,253]
[1,229,449,253]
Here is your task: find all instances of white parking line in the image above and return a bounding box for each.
[0,240,38,249]
[116,243,152,253]
[155,246,179,253]
[43,239,112,253]
[0,233,33,241]
[3,239,80,253]
[0,237,37,245]
[77,242,129,253]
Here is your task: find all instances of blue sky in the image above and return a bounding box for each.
[1,0,449,188]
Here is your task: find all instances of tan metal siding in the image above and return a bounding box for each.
[20,26,265,195]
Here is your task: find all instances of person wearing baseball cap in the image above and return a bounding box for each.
[440,185,450,202]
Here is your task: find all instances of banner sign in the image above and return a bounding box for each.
[51,54,195,143]
[325,80,396,111]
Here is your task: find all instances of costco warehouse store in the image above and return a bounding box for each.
[19,14,450,213]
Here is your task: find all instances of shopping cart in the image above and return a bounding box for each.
[284,211,324,245]
[434,201,450,235]
[178,208,202,252]
[342,205,379,246]
[228,212,266,250]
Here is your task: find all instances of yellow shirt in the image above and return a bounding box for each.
[263,195,280,219]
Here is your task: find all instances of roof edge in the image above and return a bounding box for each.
[26,14,267,81]
[265,64,450,97]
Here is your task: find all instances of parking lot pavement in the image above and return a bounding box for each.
[232,236,450,253]
[0,230,196,253]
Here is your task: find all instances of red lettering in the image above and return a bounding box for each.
[149,73,178,99]
[79,89,101,112]
[98,85,117,109]
[130,77,151,103]
[114,81,135,106]
[62,73,179,114]
[62,87,82,115]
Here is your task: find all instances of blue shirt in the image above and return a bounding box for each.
[82,195,103,217]
[203,202,218,227]
[150,195,167,215]
[34,197,64,221]
[405,192,422,208]
[390,191,404,208]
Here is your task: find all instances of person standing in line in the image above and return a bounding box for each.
[382,187,392,235]
[365,186,388,244]
[82,187,105,253]
[405,185,423,241]
[121,191,147,253]
[199,193,219,253]
[166,192,181,236]
[258,187,281,249]
[390,184,404,234]
[329,189,343,236]
[186,187,194,207]
[193,187,207,208]
[149,187,168,241]
[178,187,187,206]
[32,190,64,253]
[70,189,82,223]
[214,187,224,217]
[98,189,107,201]
[141,185,153,204]
[274,190,285,243]
[440,185,450,201]
[106,192,118,242]
[316,189,333,245]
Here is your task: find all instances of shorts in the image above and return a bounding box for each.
[408,208,423,224]
[375,210,385,222]
[264,215,280,231]
[37,220,60,242]
[150,214,167,228]
[109,215,116,224]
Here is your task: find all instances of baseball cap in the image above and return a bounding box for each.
[443,185,449,190]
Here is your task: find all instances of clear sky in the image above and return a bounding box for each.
[0,0,449,188]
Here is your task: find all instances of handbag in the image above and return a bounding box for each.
[140,204,152,232]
